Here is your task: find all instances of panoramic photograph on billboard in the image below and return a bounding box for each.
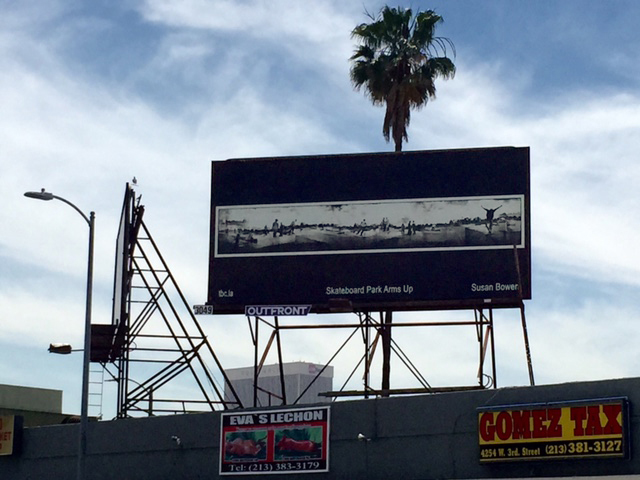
[207,147,531,314]
[216,195,524,257]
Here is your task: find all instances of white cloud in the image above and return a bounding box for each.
[139,0,356,41]
[407,61,640,288]
[138,0,358,75]
[528,301,640,384]
[0,289,86,347]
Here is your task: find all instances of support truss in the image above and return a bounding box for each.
[96,187,242,418]
[243,305,534,407]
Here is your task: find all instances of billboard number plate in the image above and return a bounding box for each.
[193,304,215,315]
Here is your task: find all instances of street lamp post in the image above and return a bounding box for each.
[25,188,94,480]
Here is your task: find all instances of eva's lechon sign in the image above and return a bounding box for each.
[220,406,330,475]
[478,397,629,462]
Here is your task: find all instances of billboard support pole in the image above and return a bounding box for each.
[247,315,288,406]
[513,244,535,386]
[247,315,283,406]
[476,308,496,388]
[359,311,382,398]
[253,316,259,408]
[368,317,381,392]
[362,313,371,398]
[381,311,392,397]
[520,304,534,386]
[489,309,497,387]
[274,316,287,405]
[476,309,483,386]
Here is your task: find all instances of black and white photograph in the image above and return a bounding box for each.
[216,195,523,257]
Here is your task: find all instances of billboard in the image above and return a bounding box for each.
[108,183,139,361]
[207,147,531,314]
[478,397,629,462]
[220,406,330,475]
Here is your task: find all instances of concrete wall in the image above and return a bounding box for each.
[2,377,640,479]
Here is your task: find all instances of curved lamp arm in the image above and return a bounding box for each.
[24,189,91,226]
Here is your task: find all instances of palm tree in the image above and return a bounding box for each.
[350,6,456,152]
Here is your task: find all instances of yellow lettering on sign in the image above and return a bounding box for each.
[479,402,624,445]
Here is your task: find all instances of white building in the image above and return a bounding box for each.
[224,362,333,408]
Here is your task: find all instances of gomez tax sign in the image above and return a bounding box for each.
[478,398,629,463]
[208,147,531,314]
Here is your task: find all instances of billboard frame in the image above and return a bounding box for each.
[207,147,531,315]
[200,303,535,405]
[98,184,245,418]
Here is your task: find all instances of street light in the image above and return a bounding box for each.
[25,188,94,480]
[48,343,76,355]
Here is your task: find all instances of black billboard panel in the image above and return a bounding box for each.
[207,147,531,314]
[109,183,142,359]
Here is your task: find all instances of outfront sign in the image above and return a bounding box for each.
[220,406,330,475]
[244,305,312,317]
[478,397,629,463]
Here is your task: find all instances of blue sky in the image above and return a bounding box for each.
[1,0,640,419]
